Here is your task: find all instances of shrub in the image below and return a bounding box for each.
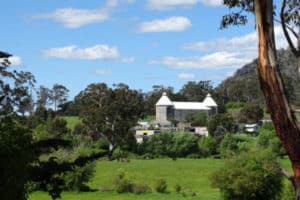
[115,178,132,193]
[64,162,95,191]
[117,179,131,193]
[258,128,285,157]
[219,134,249,158]
[281,181,295,200]
[207,114,236,138]
[113,172,132,193]
[72,123,89,135]
[238,102,264,123]
[170,133,199,159]
[261,122,274,131]
[141,132,199,159]
[198,136,217,157]
[211,151,283,200]
[155,178,167,193]
[225,101,246,109]
[175,184,182,193]
[191,112,207,126]
[219,134,239,158]
[112,147,128,161]
[131,183,152,194]
[113,172,152,194]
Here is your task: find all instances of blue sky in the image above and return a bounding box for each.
[1,0,289,98]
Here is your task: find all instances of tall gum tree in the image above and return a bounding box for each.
[222,0,300,198]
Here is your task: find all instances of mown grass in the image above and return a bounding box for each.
[61,116,82,130]
[30,158,223,200]
[29,156,294,200]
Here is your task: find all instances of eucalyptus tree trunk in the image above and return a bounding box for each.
[254,0,300,198]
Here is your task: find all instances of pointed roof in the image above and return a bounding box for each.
[203,93,218,107]
[156,92,173,106]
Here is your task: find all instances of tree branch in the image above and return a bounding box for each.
[280,0,299,56]
[274,19,298,38]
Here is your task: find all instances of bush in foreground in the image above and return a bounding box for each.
[113,172,151,194]
[211,151,283,200]
[155,178,168,193]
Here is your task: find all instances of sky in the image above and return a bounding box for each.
[1,0,291,99]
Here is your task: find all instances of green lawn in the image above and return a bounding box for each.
[30,158,223,200]
[29,157,294,200]
[61,116,82,130]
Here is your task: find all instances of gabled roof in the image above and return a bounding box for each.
[156,92,173,106]
[172,102,210,110]
[203,93,218,107]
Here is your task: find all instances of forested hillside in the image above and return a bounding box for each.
[216,49,300,106]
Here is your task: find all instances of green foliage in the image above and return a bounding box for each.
[113,172,151,194]
[72,123,89,135]
[238,103,264,123]
[142,132,199,159]
[191,112,207,126]
[219,134,249,158]
[174,184,182,193]
[211,151,283,200]
[198,136,217,157]
[261,122,274,131]
[112,147,128,161]
[225,101,246,109]
[281,181,295,200]
[170,133,199,159]
[0,117,34,200]
[131,184,152,194]
[64,162,95,191]
[79,83,144,153]
[155,178,167,193]
[207,114,236,138]
[179,81,213,102]
[258,128,285,157]
[115,178,132,193]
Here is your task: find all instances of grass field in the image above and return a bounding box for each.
[29,157,293,200]
[30,158,223,200]
[61,116,82,130]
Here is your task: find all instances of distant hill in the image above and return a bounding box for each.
[216,49,300,105]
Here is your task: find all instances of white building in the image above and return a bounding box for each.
[155,92,218,126]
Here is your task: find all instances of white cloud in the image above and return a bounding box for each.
[42,44,135,63]
[42,45,120,60]
[137,16,191,33]
[184,26,295,53]
[146,0,222,10]
[178,26,297,70]
[146,0,198,10]
[150,51,251,70]
[121,56,135,63]
[33,8,109,29]
[95,69,112,75]
[199,0,222,7]
[32,0,128,28]
[177,73,195,79]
